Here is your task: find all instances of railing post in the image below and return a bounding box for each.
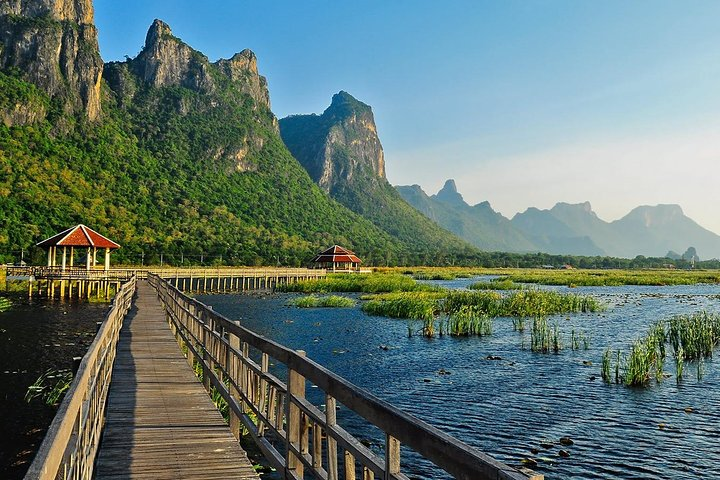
[228,322,241,439]
[326,395,338,480]
[286,350,306,478]
[384,434,400,480]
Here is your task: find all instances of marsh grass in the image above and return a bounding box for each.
[291,295,355,308]
[468,279,522,291]
[603,312,720,386]
[25,369,73,405]
[0,296,11,312]
[442,306,493,336]
[362,292,443,320]
[280,273,435,294]
[530,317,562,353]
[501,269,720,287]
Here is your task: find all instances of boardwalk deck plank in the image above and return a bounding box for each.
[94,281,259,479]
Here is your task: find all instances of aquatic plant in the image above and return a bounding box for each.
[601,348,612,383]
[362,292,443,320]
[501,269,720,287]
[602,312,720,386]
[280,273,433,294]
[530,317,562,353]
[291,295,355,308]
[0,296,11,312]
[443,306,493,336]
[25,369,73,405]
[512,317,526,332]
[468,279,522,291]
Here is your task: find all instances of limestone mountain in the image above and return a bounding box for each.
[280,93,479,260]
[511,206,606,256]
[610,205,720,259]
[396,181,538,252]
[1,12,484,266]
[0,0,103,123]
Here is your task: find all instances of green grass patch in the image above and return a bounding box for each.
[0,297,11,312]
[281,273,436,294]
[291,295,355,308]
[500,269,720,287]
[468,279,522,290]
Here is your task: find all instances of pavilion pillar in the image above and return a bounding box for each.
[86,247,91,270]
[61,246,67,272]
[47,247,53,267]
[69,247,74,267]
[51,246,57,267]
[104,248,110,271]
[92,247,97,268]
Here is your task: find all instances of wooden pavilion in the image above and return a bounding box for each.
[37,224,120,271]
[311,245,362,272]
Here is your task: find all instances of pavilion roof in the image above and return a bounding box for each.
[312,245,362,264]
[36,224,120,249]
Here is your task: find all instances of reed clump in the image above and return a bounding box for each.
[362,292,443,320]
[442,306,493,336]
[0,296,11,312]
[280,273,434,294]
[291,295,355,308]
[468,279,522,291]
[25,369,73,405]
[602,312,720,386]
[530,317,562,353]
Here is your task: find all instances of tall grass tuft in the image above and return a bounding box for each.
[291,295,355,308]
[443,306,493,336]
[0,296,11,312]
[530,317,562,353]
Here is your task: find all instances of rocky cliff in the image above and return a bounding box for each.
[280,93,477,258]
[105,19,272,115]
[0,0,103,123]
[279,91,385,193]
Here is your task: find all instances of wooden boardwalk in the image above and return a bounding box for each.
[94,281,259,480]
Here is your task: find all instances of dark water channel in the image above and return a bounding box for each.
[199,278,720,479]
[0,297,107,479]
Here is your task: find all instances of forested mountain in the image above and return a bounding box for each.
[279,92,480,264]
[0,3,478,266]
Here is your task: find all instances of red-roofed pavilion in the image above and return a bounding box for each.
[37,224,120,271]
[311,245,362,272]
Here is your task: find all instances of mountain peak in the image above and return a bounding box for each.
[325,91,372,118]
[145,19,173,47]
[434,179,467,207]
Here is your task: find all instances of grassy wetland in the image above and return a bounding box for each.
[204,268,720,478]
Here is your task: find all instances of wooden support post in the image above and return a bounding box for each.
[385,435,400,479]
[69,246,74,267]
[327,395,339,480]
[228,322,241,439]
[104,247,110,271]
[286,350,306,478]
[345,451,356,480]
[61,246,67,272]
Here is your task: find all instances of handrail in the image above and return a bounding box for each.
[148,273,540,480]
[6,266,326,281]
[24,276,137,480]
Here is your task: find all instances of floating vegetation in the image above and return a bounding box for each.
[291,295,355,308]
[0,296,11,312]
[468,279,522,290]
[602,312,720,386]
[25,369,73,406]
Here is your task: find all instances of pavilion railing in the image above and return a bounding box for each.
[148,273,541,480]
[23,276,136,480]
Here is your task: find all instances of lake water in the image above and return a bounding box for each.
[199,278,720,479]
[0,298,107,479]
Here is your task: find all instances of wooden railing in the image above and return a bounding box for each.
[148,273,539,480]
[24,276,137,480]
[6,265,325,282]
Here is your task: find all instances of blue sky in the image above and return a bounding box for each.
[94,1,720,234]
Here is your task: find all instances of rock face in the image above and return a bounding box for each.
[0,0,103,121]
[279,91,385,193]
[121,20,272,112]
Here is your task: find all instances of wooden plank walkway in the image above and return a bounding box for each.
[94,281,259,479]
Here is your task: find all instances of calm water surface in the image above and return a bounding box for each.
[200,278,720,479]
[0,298,107,479]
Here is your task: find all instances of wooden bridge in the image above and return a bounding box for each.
[24,269,541,480]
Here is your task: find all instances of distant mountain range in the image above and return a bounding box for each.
[397,180,720,260]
